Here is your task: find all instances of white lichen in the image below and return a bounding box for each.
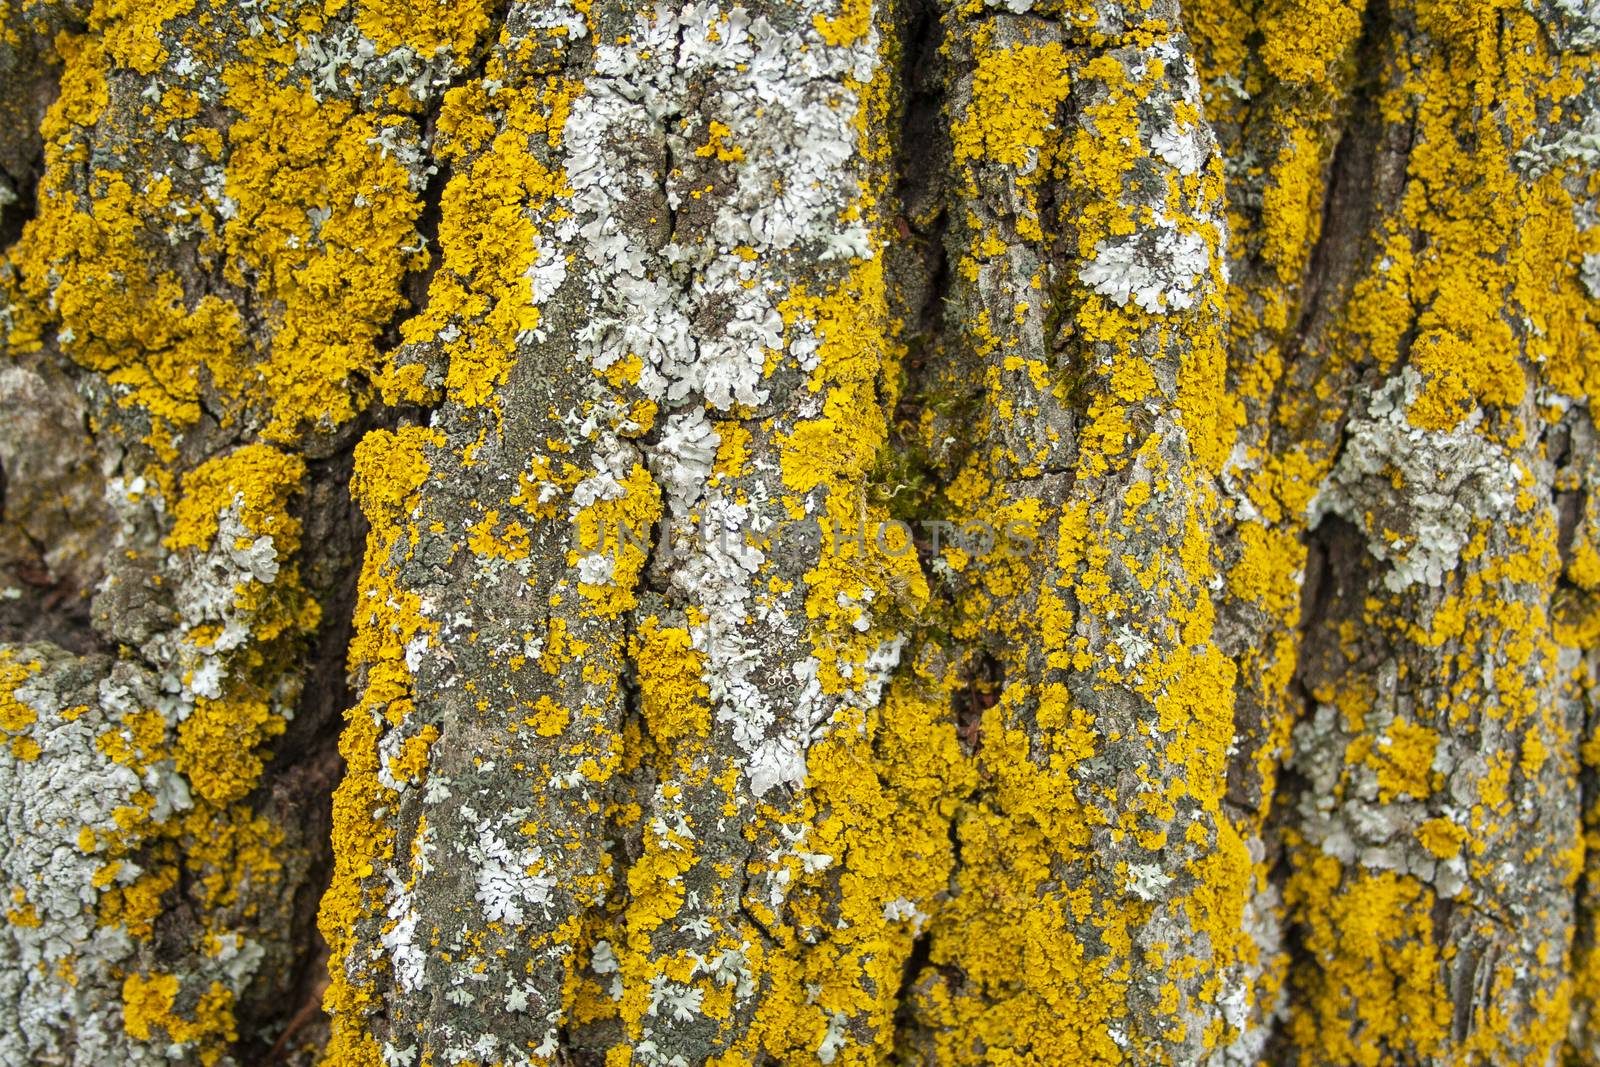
[1309,368,1521,592]
[1079,214,1212,314]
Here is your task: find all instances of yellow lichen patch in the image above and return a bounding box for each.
[96,0,197,74]
[387,724,440,782]
[221,72,427,440]
[1184,0,1369,428]
[779,257,893,494]
[1406,332,1522,434]
[180,805,285,912]
[800,494,928,695]
[1338,4,1595,439]
[25,0,1566,1057]
[695,120,745,163]
[6,3,448,450]
[1258,0,1368,84]
[0,1,476,1053]
[634,618,709,743]
[0,654,41,736]
[175,690,285,805]
[165,444,306,553]
[949,39,1072,245]
[741,657,975,1061]
[1229,522,1305,621]
[355,0,497,59]
[511,454,587,522]
[7,892,41,928]
[1284,852,1452,1067]
[350,427,440,526]
[951,42,1070,173]
[714,421,751,479]
[1417,816,1466,859]
[592,616,729,1050]
[519,697,569,738]
[121,971,180,1040]
[121,972,237,1063]
[466,509,533,560]
[97,709,169,769]
[1260,123,1328,281]
[100,867,177,940]
[570,463,663,617]
[1368,718,1440,802]
[811,0,871,47]
[10,151,247,444]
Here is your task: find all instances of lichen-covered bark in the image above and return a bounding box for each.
[0,0,472,1060]
[2,0,1599,1064]
[1187,0,1600,1063]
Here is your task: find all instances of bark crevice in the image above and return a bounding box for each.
[234,437,368,1064]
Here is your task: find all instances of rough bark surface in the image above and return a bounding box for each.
[1,0,1599,1065]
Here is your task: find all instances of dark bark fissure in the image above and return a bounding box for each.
[952,651,1000,756]
[1253,0,1391,880]
[873,0,966,1041]
[1554,404,1600,1059]
[1551,420,1587,571]
[383,162,450,361]
[235,439,367,1066]
[0,359,113,657]
[1249,6,1404,1025]
[877,0,953,593]
[1258,512,1368,1064]
[0,22,66,254]
[0,158,42,254]
[1282,0,1395,429]
[1247,27,1466,1049]
[889,924,934,1035]
[1571,643,1600,1054]
[5,510,75,614]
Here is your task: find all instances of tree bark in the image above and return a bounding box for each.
[2,0,1599,1064]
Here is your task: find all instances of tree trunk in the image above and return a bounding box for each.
[2,0,1599,1064]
